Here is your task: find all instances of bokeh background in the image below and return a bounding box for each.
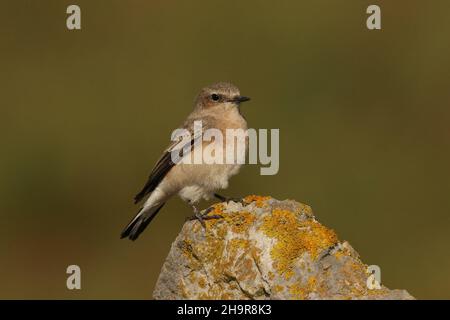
[1,0,449,299]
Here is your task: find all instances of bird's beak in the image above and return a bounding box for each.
[233,96,251,104]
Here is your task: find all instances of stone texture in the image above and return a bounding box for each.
[153,196,414,300]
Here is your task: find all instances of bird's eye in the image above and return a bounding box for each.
[211,94,220,101]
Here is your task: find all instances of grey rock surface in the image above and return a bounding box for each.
[153,196,414,300]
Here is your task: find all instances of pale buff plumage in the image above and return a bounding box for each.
[121,82,250,240]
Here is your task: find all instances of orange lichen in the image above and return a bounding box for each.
[366,287,389,296]
[189,272,197,283]
[250,247,262,267]
[351,262,366,273]
[205,209,256,235]
[198,277,207,289]
[198,292,211,299]
[230,238,250,250]
[179,278,189,299]
[184,215,257,291]
[260,209,338,279]
[289,283,307,299]
[297,203,314,217]
[288,276,319,300]
[206,203,225,215]
[307,275,317,288]
[334,250,345,260]
[244,195,271,207]
[228,211,256,233]
[273,285,284,293]
[220,293,234,299]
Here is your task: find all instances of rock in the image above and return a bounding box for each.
[152,196,414,300]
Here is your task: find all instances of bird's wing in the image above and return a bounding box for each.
[133,117,212,204]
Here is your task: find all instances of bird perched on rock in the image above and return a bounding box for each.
[121,82,251,240]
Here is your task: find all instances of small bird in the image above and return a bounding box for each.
[121,82,251,240]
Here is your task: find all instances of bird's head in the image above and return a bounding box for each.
[194,82,250,112]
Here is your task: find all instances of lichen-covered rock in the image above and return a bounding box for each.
[153,196,414,300]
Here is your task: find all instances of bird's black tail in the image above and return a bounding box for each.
[120,203,165,241]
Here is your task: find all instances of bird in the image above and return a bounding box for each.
[121,82,251,241]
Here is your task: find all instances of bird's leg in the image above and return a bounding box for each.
[188,204,223,228]
[214,193,244,204]
[214,193,228,202]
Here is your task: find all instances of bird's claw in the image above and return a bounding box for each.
[187,206,223,228]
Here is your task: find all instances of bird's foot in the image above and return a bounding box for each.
[187,205,223,228]
[214,193,244,204]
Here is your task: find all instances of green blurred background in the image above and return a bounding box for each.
[1,0,449,299]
